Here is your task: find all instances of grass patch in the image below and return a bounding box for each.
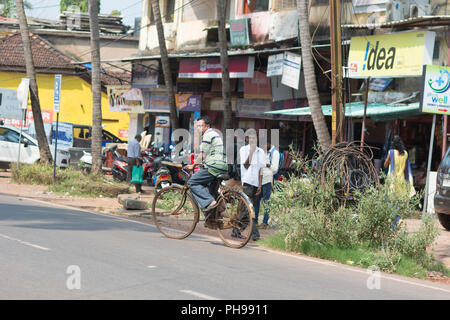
[259,231,450,279]
[11,163,130,198]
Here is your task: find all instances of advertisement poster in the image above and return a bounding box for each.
[348,31,435,78]
[155,115,170,128]
[421,65,450,115]
[107,86,145,113]
[175,94,202,112]
[267,53,284,77]
[281,52,302,90]
[51,121,73,149]
[0,88,22,121]
[230,19,250,47]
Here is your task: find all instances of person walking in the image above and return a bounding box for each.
[254,138,280,229]
[186,116,228,225]
[384,135,414,197]
[127,134,143,193]
[240,131,266,241]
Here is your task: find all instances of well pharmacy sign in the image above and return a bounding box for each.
[420,65,450,115]
[348,30,435,78]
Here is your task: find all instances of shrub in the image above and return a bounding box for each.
[11,163,129,197]
[268,152,441,273]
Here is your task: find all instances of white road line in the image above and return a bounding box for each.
[0,233,50,251]
[179,290,220,300]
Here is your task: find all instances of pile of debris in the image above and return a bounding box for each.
[320,141,379,201]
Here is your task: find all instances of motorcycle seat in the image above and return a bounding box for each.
[216,173,230,181]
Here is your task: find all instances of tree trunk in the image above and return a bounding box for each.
[15,0,53,164]
[88,0,103,174]
[151,0,179,130]
[297,0,331,149]
[217,0,232,132]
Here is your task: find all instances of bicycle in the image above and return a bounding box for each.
[151,165,255,248]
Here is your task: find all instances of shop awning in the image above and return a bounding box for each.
[265,102,422,122]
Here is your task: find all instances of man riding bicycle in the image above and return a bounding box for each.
[185,116,228,217]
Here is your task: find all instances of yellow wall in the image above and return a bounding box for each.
[0,71,129,140]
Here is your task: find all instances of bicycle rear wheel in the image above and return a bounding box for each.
[152,184,199,239]
[217,190,254,248]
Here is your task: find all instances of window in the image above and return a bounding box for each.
[272,0,297,10]
[243,0,270,13]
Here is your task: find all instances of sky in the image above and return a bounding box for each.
[25,0,143,27]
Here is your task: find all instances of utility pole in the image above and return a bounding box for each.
[330,0,343,145]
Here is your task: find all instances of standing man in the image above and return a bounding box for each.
[186,116,228,221]
[127,134,142,192]
[254,137,280,229]
[240,131,266,241]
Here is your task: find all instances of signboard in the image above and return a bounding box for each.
[244,71,272,99]
[0,88,22,121]
[420,65,450,115]
[175,94,201,112]
[131,60,159,88]
[155,115,170,128]
[281,52,302,90]
[230,19,250,47]
[144,91,170,113]
[107,86,145,113]
[53,74,62,112]
[236,99,272,119]
[348,30,436,78]
[16,78,30,110]
[51,121,73,148]
[369,78,392,91]
[178,56,255,79]
[267,53,284,77]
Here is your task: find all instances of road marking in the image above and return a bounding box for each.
[147,265,157,269]
[179,290,220,300]
[0,233,50,251]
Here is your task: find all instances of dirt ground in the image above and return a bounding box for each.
[0,170,449,284]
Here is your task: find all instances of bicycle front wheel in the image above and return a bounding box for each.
[152,184,199,239]
[217,190,254,248]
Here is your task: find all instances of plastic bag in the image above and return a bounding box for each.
[130,165,143,185]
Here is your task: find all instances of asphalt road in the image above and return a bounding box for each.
[0,193,449,300]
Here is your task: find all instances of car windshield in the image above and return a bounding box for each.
[443,148,450,168]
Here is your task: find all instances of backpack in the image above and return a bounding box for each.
[269,148,283,180]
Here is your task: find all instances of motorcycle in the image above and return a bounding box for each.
[153,148,193,190]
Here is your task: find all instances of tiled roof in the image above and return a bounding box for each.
[0,32,78,71]
[0,31,132,86]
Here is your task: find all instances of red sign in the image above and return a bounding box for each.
[179,56,255,79]
[118,129,128,139]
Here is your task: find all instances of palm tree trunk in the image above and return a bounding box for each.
[15,0,53,164]
[216,0,232,132]
[88,0,103,174]
[151,0,179,130]
[297,0,331,149]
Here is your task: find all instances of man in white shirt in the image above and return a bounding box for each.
[254,138,280,228]
[239,131,266,241]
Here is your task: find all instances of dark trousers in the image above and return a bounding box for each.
[254,182,272,225]
[188,168,216,210]
[243,183,260,238]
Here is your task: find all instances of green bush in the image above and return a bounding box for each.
[11,163,130,197]
[268,152,442,274]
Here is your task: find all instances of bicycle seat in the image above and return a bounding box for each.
[216,173,230,180]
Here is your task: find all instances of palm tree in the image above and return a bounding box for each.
[297,0,331,149]
[216,0,232,132]
[88,0,103,174]
[151,0,179,130]
[14,0,52,164]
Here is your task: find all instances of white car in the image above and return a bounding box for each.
[0,125,70,169]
